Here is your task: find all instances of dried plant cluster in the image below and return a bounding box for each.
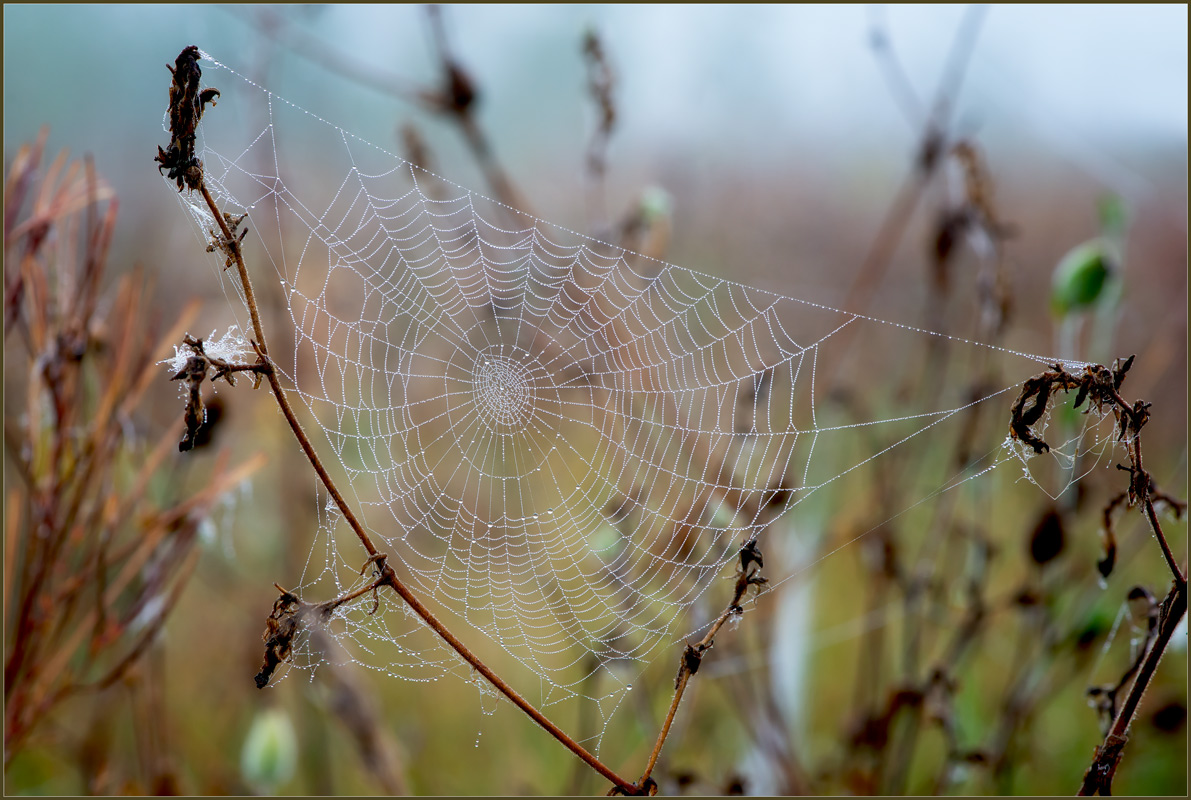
[3,131,261,788]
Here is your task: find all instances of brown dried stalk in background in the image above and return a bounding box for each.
[250,5,532,218]
[1010,360,1188,796]
[2,132,262,777]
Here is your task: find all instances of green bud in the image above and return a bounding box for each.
[638,186,672,224]
[1051,240,1114,317]
[241,708,298,794]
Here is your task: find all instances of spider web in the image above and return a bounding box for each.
[167,50,1119,752]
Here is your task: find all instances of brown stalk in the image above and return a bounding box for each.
[582,27,617,232]
[827,20,1017,776]
[248,6,531,216]
[1077,471,1185,792]
[4,138,254,772]
[423,5,532,216]
[827,5,987,387]
[1078,581,1185,795]
[193,21,769,785]
[630,544,767,793]
[1007,359,1186,794]
[171,48,637,793]
[180,33,778,790]
[26,452,262,716]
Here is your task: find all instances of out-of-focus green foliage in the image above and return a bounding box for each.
[241,708,299,794]
[1051,239,1115,316]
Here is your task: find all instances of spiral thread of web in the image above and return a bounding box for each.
[177,54,1120,731]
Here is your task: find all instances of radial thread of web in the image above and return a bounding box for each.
[167,51,1125,752]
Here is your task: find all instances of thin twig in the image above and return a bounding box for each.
[1132,435,1186,588]
[631,543,767,792]
[247,7,422,101]
[177,51,636,792]
[829,5,988,386]
[423,5,532,215]
[1008,357,1186,795]
[866,5,924,126]
[1078,581,1186,795]
[245,6,531,215]
[1077,437,1185,794]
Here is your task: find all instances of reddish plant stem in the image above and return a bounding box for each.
[1074,381,1186,795]
[1146,497,1186,589]
[633,564,763,792]
[635,644,704,792]
[196,180,638,794]
[1078,579,1186,795]
[1129,433,1186,588]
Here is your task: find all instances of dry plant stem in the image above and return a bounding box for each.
[1078,580,1186,795]
[1031,366,1188,794]
[194,178,637,794]
[250,6,531,216]
[1077,479,1186,794]
[1146,499,1185,589]
[634,568,761,791]
[866,5,924,125]
[1106,383,1185,588]
[5,139,243,769]
[423,5,532,216]
[829,5,986,386]
[1133,436,1186,588]
[582,29,616,231]
[632,661,699,792]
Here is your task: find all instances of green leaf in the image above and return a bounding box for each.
[1051,240,1114,316]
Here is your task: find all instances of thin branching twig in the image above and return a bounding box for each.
[245,6,532,216]
[1007,356,1186,795]
[3,132,259,773]
[158,45,639,794]
[621,540,768,795]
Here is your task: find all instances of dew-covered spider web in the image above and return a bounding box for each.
[165,50,1123,753]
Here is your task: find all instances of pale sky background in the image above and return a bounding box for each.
[4,4,1187,246]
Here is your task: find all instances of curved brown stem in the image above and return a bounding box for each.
[633,553,767,792]
[1078,580,1186,795]
[195,176,636,794]
[1065,367,1185,794]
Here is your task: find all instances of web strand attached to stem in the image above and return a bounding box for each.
[170,50,1122,756]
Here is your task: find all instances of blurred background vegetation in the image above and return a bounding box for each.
[4,4,1186,795]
